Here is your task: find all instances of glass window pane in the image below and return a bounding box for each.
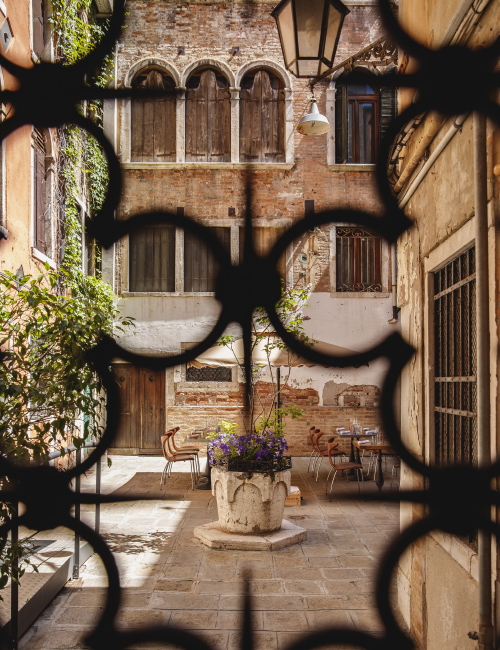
[358,102,376,164]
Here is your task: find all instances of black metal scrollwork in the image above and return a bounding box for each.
[1,0,500,648]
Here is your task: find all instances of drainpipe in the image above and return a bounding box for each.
[475,112,493,650]
[388,243,399,324]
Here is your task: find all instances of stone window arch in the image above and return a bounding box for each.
[239,68,285,163]
[185,67,231,163]
[131,67,177,163]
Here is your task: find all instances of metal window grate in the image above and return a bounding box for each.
[336,226,382,292]
[186,366,232,382]
[434,246,477,467]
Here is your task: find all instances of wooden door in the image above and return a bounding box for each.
[110,364,165,454]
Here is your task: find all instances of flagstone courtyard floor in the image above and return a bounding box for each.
[18,455,403,650]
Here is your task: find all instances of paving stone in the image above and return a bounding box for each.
[283,581,324,595]
[34,629,87,648]
[169,610,218,629]
[305,610,353,627]
[228,631,278,649]
[153,579,195,592]
[198,581,245,595]
[262,610,309,631]
[56,607,104,625]
[249,580,284,594]
[216,610,263,629]
[150,593,219,610]
[117,609,169,628]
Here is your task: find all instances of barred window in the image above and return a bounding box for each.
[434,246,477,467]
[336,227,382,292]
[186,366,232,382]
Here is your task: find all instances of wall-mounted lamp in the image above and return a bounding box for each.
[297,90,330,136]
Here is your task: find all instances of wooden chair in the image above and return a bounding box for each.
[160,432,198,491]
[326,441,363,497]
[168,426,201,475]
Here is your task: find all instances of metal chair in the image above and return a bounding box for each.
[313,432,344,482]
[160,432,198,491]
[307,426,320,473]
[326,441,364,498]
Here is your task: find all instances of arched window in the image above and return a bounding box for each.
[335,75,396,165]
[131,69,176,162]
[239,69,285,163]
[185,68,230,162]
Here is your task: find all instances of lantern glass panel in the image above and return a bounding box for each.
[297,60,320,77]
[295,0,324,58]
[323,2,344,64]
[277,0,296,68]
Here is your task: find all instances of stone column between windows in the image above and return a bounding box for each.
[326,84,336,167]
[230,225,239,265]
[284,88,294,165]
[175,227,184,292]
[329,224,336,292]
[121,97,131,163]
[176,87,186,163]
[230,88,240,164]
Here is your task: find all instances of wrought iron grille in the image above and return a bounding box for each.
[1,1,500,650]
[434,246,477,467]
[186,366,232,382]
[336,226,382,292]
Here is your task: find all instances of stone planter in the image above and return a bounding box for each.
[211,467,291,535]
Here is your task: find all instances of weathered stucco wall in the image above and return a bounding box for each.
[396,1,500,645]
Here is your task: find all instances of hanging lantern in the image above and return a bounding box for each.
[272,0,350,79]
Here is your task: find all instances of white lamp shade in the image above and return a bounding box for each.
[272,0,349,78]
[297,99,331,135]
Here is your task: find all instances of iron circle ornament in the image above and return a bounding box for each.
[1,0,500,648]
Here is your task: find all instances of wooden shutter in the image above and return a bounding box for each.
[186,70,230,162]
[131,70,176,163]
[184,227,230,292]
[379,85,397,152]
[32,0,44,57]
[240,71,285,163]
[239,226,286,279]
[335,85,348,164]
[33,129,46,254]
[129,226,175,292]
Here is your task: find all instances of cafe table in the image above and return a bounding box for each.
[353,440,396,491]
[338,431,378,470]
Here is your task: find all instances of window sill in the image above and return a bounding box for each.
[122,162,295,171]
[328,164,376,172]
[429,530,478,580]
[32,248,56,269]
[332,291,391,298]
[121,292,218,298]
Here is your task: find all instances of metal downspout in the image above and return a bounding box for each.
[474,112,493,650]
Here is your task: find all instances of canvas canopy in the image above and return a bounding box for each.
[188,335,361,368]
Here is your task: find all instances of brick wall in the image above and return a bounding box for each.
[169,381,383,455]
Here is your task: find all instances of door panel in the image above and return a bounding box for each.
[111,364,164,454]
